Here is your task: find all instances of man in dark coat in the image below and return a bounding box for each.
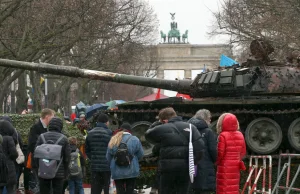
[28,109,54,194]
[145,107,205,194]
[0,120,18,194]
[35,117,70,194]
[188,109,217,194]
[85,113,112,194]
[28,109,55,160]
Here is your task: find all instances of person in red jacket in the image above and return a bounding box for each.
[216,113,246,194]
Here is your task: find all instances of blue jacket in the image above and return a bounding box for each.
[106,133,144,180]
[85,123,112,172]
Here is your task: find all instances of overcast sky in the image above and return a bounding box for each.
[148,0,229,45]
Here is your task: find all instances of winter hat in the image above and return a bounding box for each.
[120,123,131,131]
[48,117,63,132]
[97,113,109,123]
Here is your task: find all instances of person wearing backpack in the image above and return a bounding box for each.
[68,136,85,194]
[85,113,112,194]
[106,123,144,194]
[34,117,70,194]
[0,120,18,194]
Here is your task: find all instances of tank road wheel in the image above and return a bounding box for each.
[245,118,282,154]
[131,121,154,157]
[288,118,300,152]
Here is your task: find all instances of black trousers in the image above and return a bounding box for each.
[160,172,190,194]
[115,178,136,194]
[192,189,213,194]
[91,171,111,194]
[39,178,64,194]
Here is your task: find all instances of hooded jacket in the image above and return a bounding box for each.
[0,120,18,185]
[35,125,70,179]
[85,122,112,172]
[145,116,205,173]
[188,118,217,191]
[216,113,246,194]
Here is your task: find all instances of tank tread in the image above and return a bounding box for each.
[106,107,300,117]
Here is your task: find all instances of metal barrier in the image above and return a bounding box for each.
[242,155,272,194]
[273,153,300,194]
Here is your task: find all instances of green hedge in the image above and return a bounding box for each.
[1,114,85,145]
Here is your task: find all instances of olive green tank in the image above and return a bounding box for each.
[1,40,300,156]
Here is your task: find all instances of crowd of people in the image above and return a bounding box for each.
[0,107,247,194]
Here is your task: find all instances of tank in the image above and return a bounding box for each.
[1,39,300,156]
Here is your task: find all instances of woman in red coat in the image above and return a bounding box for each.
[216,113,246,194]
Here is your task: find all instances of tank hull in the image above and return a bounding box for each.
[106,96,300,156]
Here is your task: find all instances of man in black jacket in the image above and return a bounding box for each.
[188,109,217,194]
[35,117,70,194]
[28,108,55,164]
[28,109,54,194]
[145,107,205,194]
[85,113,112,194]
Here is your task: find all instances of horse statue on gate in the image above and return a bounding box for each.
[182,30,188,43]
[160,31,166,43]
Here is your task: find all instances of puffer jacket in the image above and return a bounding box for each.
[106,132,144,180]
[216,114,246,194]
[0,120,18,185]
[85,123,112,172]
[188,118,217,191]
[145,116,205,173]
[35,129,70,179]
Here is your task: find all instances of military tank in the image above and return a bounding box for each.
[1,39,300,157]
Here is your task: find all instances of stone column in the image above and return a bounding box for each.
[184,69,191,79]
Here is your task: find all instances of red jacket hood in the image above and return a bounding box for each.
[222,113,239,132]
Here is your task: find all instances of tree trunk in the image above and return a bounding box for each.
[16,72,28,114]
[29,71,42,112]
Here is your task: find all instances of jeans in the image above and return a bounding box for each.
[91,171,111,194]
[68,179,84,194]
[39,178,64,194]
[160,172,190,194]
[115,178,136,194]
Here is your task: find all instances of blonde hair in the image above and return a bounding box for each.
[216,113,240,134]
[108,131,124,148]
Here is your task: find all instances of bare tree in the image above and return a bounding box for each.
[0,0,158,112]
[210,0,300,60]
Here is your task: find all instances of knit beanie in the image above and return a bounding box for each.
[97,113,109,123]
[120,123,132,131]
[48,117,63,132]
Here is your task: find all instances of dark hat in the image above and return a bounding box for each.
[120,123,131,131]
[49,117,63,132]
[97,113,109,123]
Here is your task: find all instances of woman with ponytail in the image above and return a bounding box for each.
[106,123,144,194]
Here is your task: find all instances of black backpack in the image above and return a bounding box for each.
[114,136,133,166]
[0,152,8,186]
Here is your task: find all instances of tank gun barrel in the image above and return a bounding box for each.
[0,58,191,93]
